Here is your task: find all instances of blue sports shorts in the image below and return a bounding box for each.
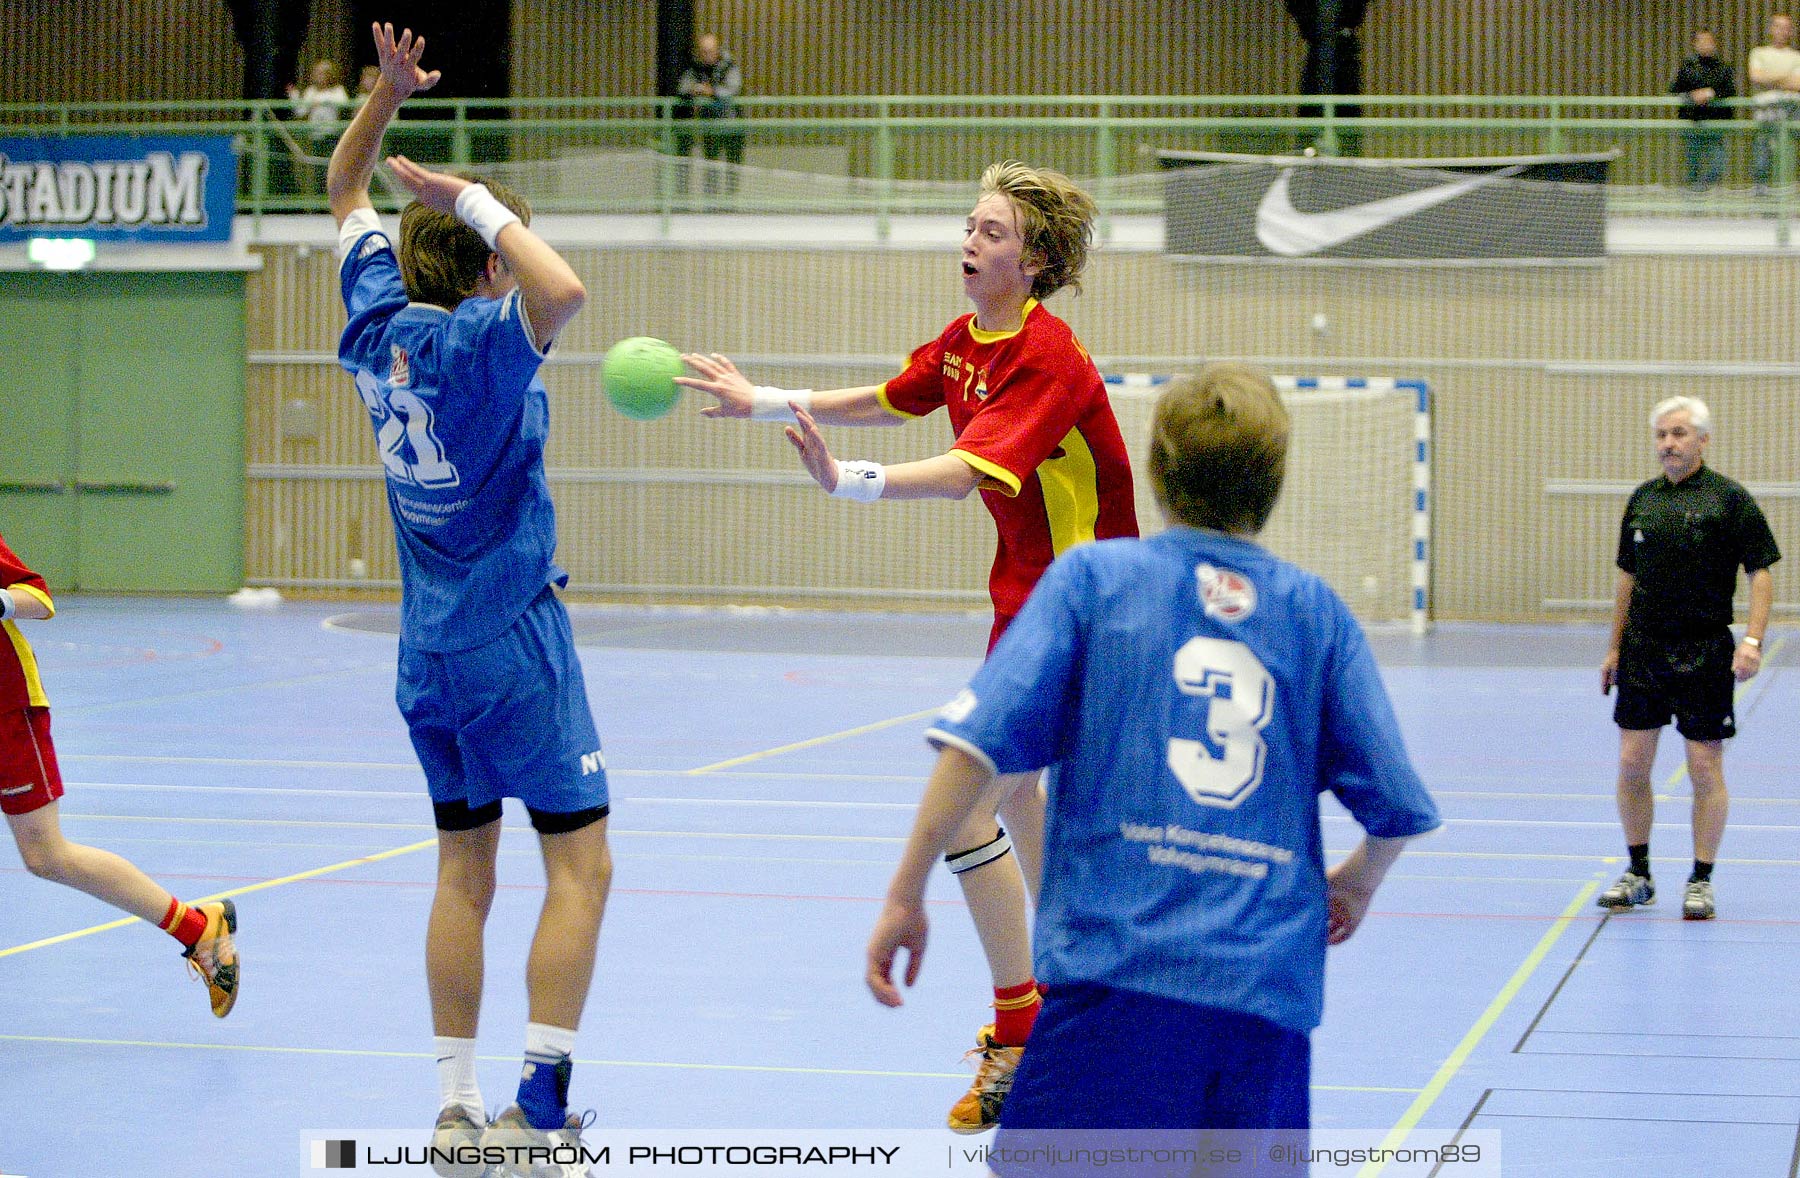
[397,587,608,823]
[992,982,1309,1177]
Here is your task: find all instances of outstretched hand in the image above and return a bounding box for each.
[785,406,840,493]
[384,155,469,212]
[372,22,441,101]
[676,353,755,418]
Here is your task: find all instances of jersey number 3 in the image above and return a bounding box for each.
[1169,637,1275,809]
[355,370,461,488]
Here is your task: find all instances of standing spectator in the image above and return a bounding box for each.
[351,64,381,110]
[1670,29,1737,192]
[1598,397,1778,921]
[676,33,745,197]
[1748,13,1800,191]
[327,24,610,1174]
[288,59,350,195]
[866,364,1439,1158]
[1286,0,1370,156]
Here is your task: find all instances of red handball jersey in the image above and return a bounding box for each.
[0,533,55,709]
[878,299,1139,619]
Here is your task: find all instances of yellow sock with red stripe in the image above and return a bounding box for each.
[991,980,1041,1046]
[159,897,208,948]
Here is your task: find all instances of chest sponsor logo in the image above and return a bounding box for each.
[1197,563,1257,622]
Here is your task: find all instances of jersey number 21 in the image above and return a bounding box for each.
[355,369,461,489]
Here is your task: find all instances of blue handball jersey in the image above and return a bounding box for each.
[926,527,1441,1035]
[337,211,566,653]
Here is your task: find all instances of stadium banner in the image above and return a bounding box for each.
[1160,150,1612,263]
[0,134,237,243]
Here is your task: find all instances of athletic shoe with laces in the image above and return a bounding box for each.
[1596,872,1654,910]
[181,899,239,1017]
[430,1105,491,1178]
[947,1023,1023,1135]
[1682,879,1717,920]
[480,1104,598,1178]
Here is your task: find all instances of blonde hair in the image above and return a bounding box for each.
[397,176,531,307]
[1149,363,1291,535]
[978,160,1097,300]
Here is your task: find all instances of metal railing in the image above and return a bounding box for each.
[4,93,1799,235]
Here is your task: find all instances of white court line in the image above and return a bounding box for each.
[0,1032,1418,1093]
[58,756,925,784]
[61,781,919,809]
[62,782,1800,826]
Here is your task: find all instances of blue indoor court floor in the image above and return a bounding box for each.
[0,597,1796,1177]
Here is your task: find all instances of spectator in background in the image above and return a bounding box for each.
[1748,13,1800,191]
[287,60,350,195]
[1286,0,1370,156]
[677,33,745,197]
[352,64,381,110]
[1670,29,1736,193]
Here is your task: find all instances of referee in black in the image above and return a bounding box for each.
[1599,396,1778,920]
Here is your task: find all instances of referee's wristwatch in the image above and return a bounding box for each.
[1743,635,1762,649]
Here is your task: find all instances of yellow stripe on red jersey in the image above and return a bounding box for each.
[0,533,54,708]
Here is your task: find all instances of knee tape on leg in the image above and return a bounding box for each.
[946,827,1012,875]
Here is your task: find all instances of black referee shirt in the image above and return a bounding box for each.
[1617,465,1781,639]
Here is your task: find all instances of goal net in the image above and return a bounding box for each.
[519,364,1428,629]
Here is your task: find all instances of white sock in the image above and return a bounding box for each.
[434,1035,484,1121]
[524,1021,577,1062]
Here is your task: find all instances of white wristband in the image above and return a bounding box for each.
[453,183,522,250]
[1743,635,1762,648]
[0,588,14,621]
[751,386,814,422]
[830,460,887,502]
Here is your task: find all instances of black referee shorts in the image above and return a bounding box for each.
[1614,629,1737,742]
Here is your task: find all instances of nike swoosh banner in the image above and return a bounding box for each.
[1161,151,1611,262]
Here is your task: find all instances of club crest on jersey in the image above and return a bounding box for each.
[1197,563,1256,622]
[388,346,411,388]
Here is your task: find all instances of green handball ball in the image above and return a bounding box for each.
[602,337,685,421]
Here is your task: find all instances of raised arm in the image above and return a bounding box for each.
[326,23,440,226]
[384,156,587,346]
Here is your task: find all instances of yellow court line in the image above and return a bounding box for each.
[1662,633,1786,791]
[1355,881,1600,1178]
[0,1032,1419,1092]
[0,838,437,960]
[685,707,941,775]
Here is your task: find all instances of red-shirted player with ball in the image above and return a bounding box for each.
[678,159,1138,1134]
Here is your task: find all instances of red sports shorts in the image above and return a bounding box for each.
[0,706,65,816]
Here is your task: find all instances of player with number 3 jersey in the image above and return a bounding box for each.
[867,366,1439,1164]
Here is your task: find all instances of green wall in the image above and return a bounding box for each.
[0,271,245,592]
